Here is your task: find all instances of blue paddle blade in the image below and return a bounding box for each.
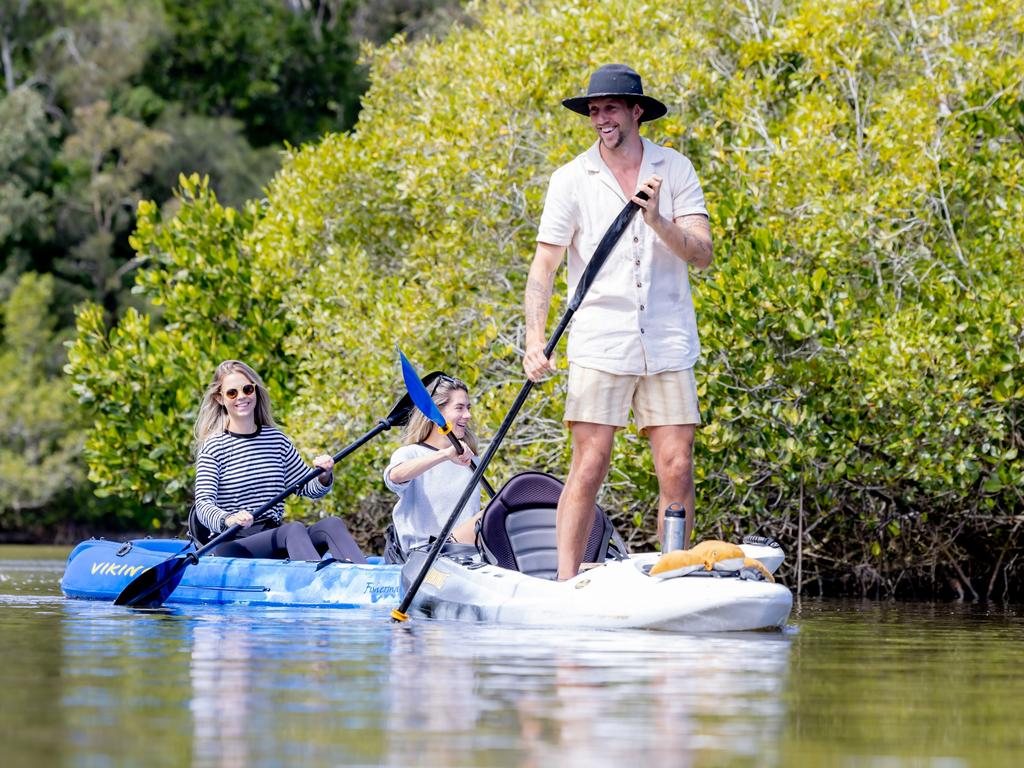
[399,348,447,429]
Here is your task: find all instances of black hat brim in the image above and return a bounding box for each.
[562,93,668,123]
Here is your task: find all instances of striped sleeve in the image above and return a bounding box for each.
[194,444,231,533]
[281,433,331,500]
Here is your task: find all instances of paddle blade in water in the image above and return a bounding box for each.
[399,349,446,429]
[113,556,190,608]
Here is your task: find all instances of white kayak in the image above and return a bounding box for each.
[400,541,793,632]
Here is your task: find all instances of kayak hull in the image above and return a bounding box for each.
[62,538,793,631]
[402,549,793,632]
[60,538,402,608]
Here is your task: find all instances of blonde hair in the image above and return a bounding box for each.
[192,360,278,456]
[402,375,478,454]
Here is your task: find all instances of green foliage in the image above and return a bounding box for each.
[0,272,85,532]
[350,0,467,45]
[54,100,173,310]
[2,0,419,539]
[0,89,55,272]
[151,107,281,209]
[69,0,1024,596]
[66,174,294,518]
[44,0,167,109]
[140,0,363,146]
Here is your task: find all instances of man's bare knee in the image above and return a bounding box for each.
[568,451,611,493]
[656,451,692,479]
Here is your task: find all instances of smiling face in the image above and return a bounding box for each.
[217,371,258,426]
[438,387,472,439]
[588,97,643,151]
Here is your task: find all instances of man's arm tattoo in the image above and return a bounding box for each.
[678,215,713,266]
[525,275,553,330]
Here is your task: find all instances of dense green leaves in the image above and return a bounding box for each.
[0,272,96,535]
[140,0,363,146]
[66,176,285,514]
[1,0,383,535]
[67,0,1024,596]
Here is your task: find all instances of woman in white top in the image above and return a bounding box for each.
[384,375,484,556]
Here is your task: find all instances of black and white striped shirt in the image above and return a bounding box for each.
[194,426,331,533]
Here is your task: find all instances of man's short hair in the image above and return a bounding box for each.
[624,97,644,119]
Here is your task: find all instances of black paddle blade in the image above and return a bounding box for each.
[386,370,447,428]
[113,555,192,608]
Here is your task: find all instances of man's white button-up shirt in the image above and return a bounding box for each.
[537,137,708,376]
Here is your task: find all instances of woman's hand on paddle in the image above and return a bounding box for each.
[313,454,334,484]
[442,443,474,467]
[225,510,254,528]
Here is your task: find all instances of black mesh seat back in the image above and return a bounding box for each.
[188,505,212,545]
[477,471,627,578]
[383,522,406,564]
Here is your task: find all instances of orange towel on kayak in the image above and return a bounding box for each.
[650,540,746,576]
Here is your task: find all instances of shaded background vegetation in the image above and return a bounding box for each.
[0,0,459,538]
[6,0,1024,600]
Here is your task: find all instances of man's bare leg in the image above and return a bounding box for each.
[557,422,616,580]
[647,424,696,546]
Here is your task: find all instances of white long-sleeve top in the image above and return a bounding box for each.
[384,443,481,554]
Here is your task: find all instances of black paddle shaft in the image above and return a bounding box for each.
[394,192,647,619]
[441,431,497,498]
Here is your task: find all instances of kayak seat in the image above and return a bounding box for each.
[383,522,406,565]
[475,471,628,580]
[187,505,212,545]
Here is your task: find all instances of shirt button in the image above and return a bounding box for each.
[640,328,645,334]
[640,304,645,311]
[636,281,642,287]
[635,259,640,265]
[633,237,639,243]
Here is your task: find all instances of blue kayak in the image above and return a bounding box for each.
[61,537,403,608]
[61,537,791,632]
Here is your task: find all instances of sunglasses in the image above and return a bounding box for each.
[222,383,256,400]
[429,375,458,396]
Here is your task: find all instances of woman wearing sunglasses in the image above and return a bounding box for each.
[384,374,484,558]
[192,360,366,562]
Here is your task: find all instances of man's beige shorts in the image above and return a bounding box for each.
[564,365,701,433]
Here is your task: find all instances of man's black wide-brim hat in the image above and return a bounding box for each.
[562,64,668,123]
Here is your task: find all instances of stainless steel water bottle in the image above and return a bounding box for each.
[662,503,686,552]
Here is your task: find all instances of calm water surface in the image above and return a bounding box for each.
[0,547,1021,767]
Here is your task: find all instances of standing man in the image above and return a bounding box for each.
[523,64,713,580]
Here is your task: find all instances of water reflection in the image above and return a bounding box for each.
[5,553,1024,767]
[383,623,792,767]
[191,619,254,768]
[3,556,796,767]
[56,604,194,768]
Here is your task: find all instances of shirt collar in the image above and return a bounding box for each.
[582,137,666,201]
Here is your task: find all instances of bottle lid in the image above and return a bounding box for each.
[664,502,686,518]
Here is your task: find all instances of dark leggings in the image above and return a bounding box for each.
[215,518,365,562]
[307,517,367,563]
